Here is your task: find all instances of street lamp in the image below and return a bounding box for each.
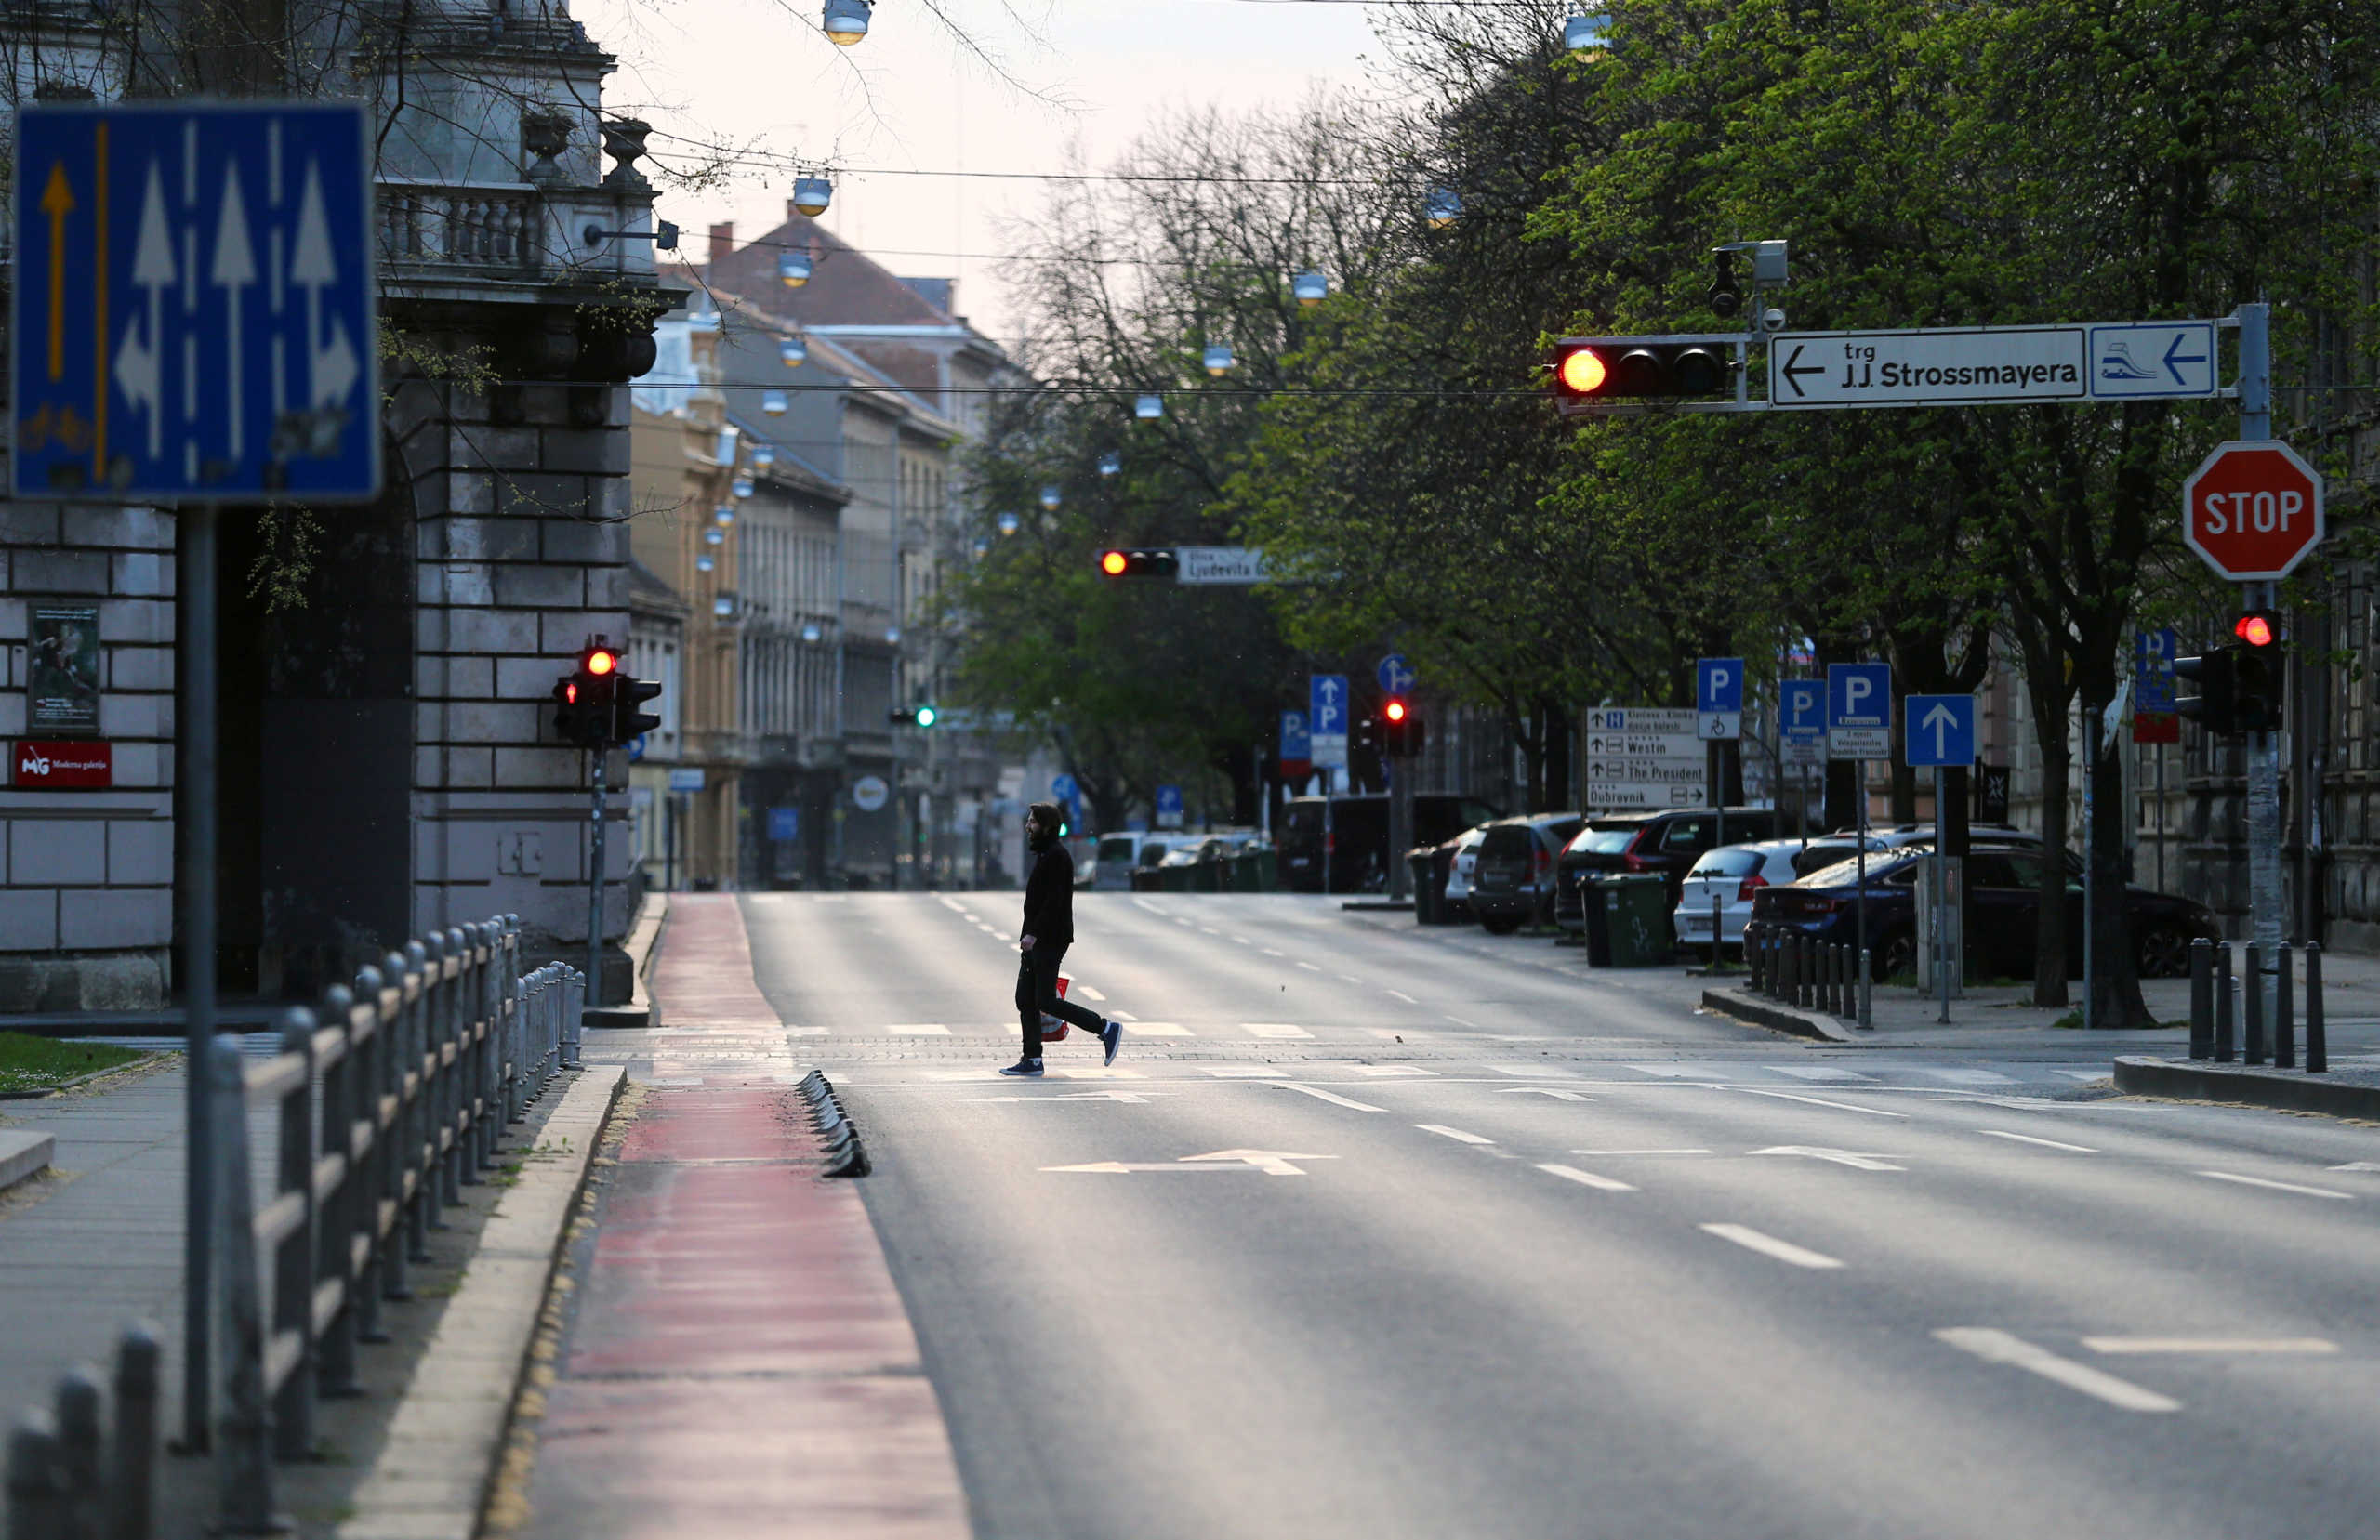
[762,390,788,415]
[780,335,807,366]
[1135,393,1164,419]
[1098,450,1122,476]
[1203,344,1235,376]
[732,476,755,498]
[1425,187,1462,228]
[753,444,776,468]
[1565,14,1611,55]
[1292,270,1328,306]
[715,505,735,525]
[823,0,869,45]
[801,622,823,643]
[705,527,725,546]
[793,175,833,216]
[696,554,716,573]
[997,511,1020,536]
[778,249,812,287]
[1039,484,1062,510]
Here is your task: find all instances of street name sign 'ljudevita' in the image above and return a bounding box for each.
[12,100,378,501]
[1176,546,1272,585]
[1767,321,2217,412]
[1584,707,1704,809]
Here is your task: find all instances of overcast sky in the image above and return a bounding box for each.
[575,0,1382,348]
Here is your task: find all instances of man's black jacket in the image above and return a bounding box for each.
[1022,840,1075,948]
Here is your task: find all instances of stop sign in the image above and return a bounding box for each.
[2182,440,2324,581]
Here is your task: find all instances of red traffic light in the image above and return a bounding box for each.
[1382,698,1408,723]
[1093,547,1179,578]
[1551,336,1729,402]
[2234,612,2278,648]
[1556,349,1607,395]
[585,647,617,675]
[1101,550,1129,576]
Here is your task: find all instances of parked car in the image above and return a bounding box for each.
[1555,807,1801,937]
[1824,822,2043,851]
[1438,825,1492,919]
[1672,836,1891,959]
[1159,832,1260,868]
[1748,844,2218,980]
[1279,794,1502,892]
[1091,833,1177,890]
[1468,813,1588,934]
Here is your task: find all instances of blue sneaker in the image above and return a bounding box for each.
[1101,1020,1122,1067]
[998,1059,1044,1077]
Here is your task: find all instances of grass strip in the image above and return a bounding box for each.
[0,1033,147,1095]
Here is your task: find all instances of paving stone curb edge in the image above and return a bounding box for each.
[1701,987,1858,1044]
[2110,1055,2380,1120]
[334,1063,628,1540]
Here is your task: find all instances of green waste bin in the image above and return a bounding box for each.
[1160,864,1194,893]
[1591,874,1674,967]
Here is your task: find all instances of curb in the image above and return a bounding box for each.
[1701,987,1858,1044]
[2110,1056,2380,1119]
[794,1069,871,1178]
[336,1063,628,1540]
[0,1129,54,1194]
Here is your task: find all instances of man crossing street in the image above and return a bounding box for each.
[1003,801,1124,1076]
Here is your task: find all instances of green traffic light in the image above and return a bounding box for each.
[915,704,938,728]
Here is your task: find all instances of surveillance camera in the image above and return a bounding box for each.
[1761,308,1789,333]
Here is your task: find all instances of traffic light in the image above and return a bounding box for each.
[889,704,940,727]
[612,672,663,743]
[554,641,620,748]
[2174,646,2238,736]
[1354,712,1380,757]
[2233,610,2285,732]
[1381,696,1417,757]
[1552,336,1732,404]
[1096,547,1179,579]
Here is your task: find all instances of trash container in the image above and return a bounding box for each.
[1193,861,1223,893]
[1161,863,1194,893]
[1408,849,1440,924]
[1579,874,1613,967]
[1130,867,1163,893]
[1596,874,1674,967]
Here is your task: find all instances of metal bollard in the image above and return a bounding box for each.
[2275,942,2295,1070]
[107,1323,159,1540]
[1858,948,1872,1029]
[1829,944,1846,1017]
[56,1366,102,1538]
[2188,939,2213,1060]
[2306,943,2327,1073]
[1748,924,1765,992]
[9,1409,65,1540]
[2244,942,2267,1065]
[2214,944,2236,1062]
[273,1007,318,1462]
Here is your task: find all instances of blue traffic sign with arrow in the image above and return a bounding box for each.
[12,100,378,501]
[1903,695,1977,768]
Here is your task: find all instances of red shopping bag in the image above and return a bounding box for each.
[1040,974,1072,1042]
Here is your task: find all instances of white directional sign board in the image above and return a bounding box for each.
[1176,546,1271,585]
[1584,706,1705,810]
[1769,322,2218,411]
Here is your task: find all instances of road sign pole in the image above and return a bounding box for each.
[2238,302,2283,1023]
[178,505,218,1453]
[1856,762,1871,1029]
[587,750,608,1010]
[2083,718,2096,1032]
[1936,766,1950,1023]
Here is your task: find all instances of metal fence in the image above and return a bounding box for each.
[6,915,586,1539]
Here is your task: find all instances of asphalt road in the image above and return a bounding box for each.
[658,890,2380,1540]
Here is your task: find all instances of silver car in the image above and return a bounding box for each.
[1672,836,1889,957]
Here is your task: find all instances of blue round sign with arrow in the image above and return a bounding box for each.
[1377,653,1417,694]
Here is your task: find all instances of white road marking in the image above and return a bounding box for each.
[1934,1328,2180,1413]
[887,1024,951,1035]
[2326,1161,2380,1172]
[1733,1086,1907,1118]
[936,897,967,912]
[1752,1145,1906,1171]
[1352,1064,1435,1076]
[962,1091,1157,1104]
[1417,1124,1495,1145]
[1337,974,1363,983]
[1201,927,1222,936]
[1979,1129,2098,1152]
[1486,1063,1580,1078]
[1273,1083,1385,1112]
[1125,1022,1189,1035]
[1262,948,1285,956]
[1073,984,1106,1001]
[1538,1164,1635,1191]
[1176,918,1195,927]
[1443,1016,1478,1028]
[1243,1022,1313,1039]
[1131,899,1169,915]
[1498,1087,1593,1101]
[1700,1224,1844,1270]
[2082,1337,2337,1355]
[785,1026,827,1036]
[1229,935,1252,944]
[1917,1067,2017,1084]
[2051,1069,2111,1081]
[2198,1170,2353,1200]
[1573,1148,1712,1156]
[1204,1067,1286,1077]
[1296,961,1323,972]
[1368,1028,1434,1041]
[994,932,1014,941]
[1103,1007,1132,1020]
[1385,989,1418,1003]
[1768,1065,1877,1082]
[1625,1063,1724,1079]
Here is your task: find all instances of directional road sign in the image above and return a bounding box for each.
[1696,657,1743,741]
[1903,695,1977,769]
[1155,783,1184,829]
[13,100,378,501]
[2181,440,2324,582]
[767,806,800,842]
[1308,674,1349,769]
[1827,663,1893,760]
[1768,322,2218,412]
[1175,546,1271,585]
[2135,627,2179,745]
[1377,653,1417,695]
[1051,773,1078,801]
[1583,706,1704,809]
[1779,678,1826,768]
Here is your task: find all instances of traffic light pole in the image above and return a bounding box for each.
[587,749,608,1011]
[2240,302,2283,1024]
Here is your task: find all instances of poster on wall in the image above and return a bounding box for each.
[28,604,100,733]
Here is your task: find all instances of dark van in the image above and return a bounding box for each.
[1278,794,1502,893]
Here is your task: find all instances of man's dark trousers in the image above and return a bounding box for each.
[1018,943,1105,1058]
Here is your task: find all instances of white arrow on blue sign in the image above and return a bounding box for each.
[1308,675,1349,768]
[1827,663,1893,760]
[1376,653,1417,694]
[1903,695,1977,768]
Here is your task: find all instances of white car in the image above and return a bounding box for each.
[1439,826,1491,916]
[1672,836,1890,957]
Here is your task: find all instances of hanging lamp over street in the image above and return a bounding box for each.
[998,511,1021,536]
[1292,270,1329,306]
[780,335,807,366]
[1203,344,1235,377]
[1135,393,1165,419]
[753,444,776,468]
[792,175,833,216]
[1564,14,1611,55]
[762,390,788,415]
[1098,450,1122,476]
[732,477,755,499]
[1039,484,1063,510]
[778,249,812,287]
[696,554,716,573]
[1425,187,1462,228]
[823,0,869,45]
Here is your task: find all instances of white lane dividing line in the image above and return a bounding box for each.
[1229,935,1252,944]
[1417,1124,1496,1146]
[1574,1149,1712,1156]
[1699,1224,1844,1270]
[1201,928,1223,937]
[1978,1129,2098,1152]
[1934,1328,2181,1414]
[1242,1022,1314,1040]
[1443,1015,1478,1028]
[886,1024,952,1036]
[1537,1164,1636,1192]
[1274,1083,1386,1112]
[1384,989,1418,1004]
[1262,948,1285,957]
[1337,974,1363,983]
[1131,899,1169,915]
[936,896,967,913]
[1125,1022,1189,1036]
[1296,961,1324,972]
[1732,1086,1908,1118]
[2198,1170,2354,1200]
[1768,1066,1878,1082]
[1074,984,1107,1002]
[2082,1337,2337,1356]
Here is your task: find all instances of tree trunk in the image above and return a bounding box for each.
[2088,723,2153,1027]
[2031,717,2070,1008]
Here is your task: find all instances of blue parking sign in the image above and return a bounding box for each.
[2135,627,2178,715]
[1696,658,1743,714]
[1280,710,1310,763]
[768,806,800,842]
[1827,662,1893,760]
